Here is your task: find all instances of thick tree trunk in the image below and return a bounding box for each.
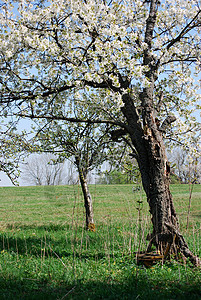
[141,132,200,266]
[121,92,200,266]
[75,157,95,231]
[121,0,200,266]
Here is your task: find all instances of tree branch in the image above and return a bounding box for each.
[166,9,201,50]
[17,113,127,129]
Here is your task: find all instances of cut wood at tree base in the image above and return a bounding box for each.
[137,230,200,268]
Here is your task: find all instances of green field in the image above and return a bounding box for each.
[0,184,200,299]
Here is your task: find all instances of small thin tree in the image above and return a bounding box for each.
[31,118,115,231]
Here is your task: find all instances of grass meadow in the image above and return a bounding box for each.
[0,184,200,299]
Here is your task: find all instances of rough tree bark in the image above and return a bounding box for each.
[75,156,95,231]
[122,93,200,266]
[120,0,200,266]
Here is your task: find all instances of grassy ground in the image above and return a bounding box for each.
[0,184,200,299]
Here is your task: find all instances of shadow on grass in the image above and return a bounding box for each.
[0,224,137,260]
[0,225,200,300]
[0,233,104,260]
[0,272,200,300]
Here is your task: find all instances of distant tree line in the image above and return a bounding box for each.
[21,147,201,186]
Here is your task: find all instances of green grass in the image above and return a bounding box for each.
[0,184,200,299]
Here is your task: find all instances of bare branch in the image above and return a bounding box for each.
[16,112,128,129]
[166,9,201,50]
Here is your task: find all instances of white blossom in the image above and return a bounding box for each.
[0,0,200,155]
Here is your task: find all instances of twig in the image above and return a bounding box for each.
[58,286,76,300]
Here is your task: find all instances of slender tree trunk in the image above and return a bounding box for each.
[75,156,95,231]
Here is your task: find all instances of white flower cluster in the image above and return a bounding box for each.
[0,0,200,152]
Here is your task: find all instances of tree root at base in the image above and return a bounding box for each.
[87,223,96,232]
[138,226,200,268]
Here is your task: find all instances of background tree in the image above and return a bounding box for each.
[21,153,67,186]
[99,169,133,184]
[0,122,31,185]
[98,149,141,184]
[0,0,200,265]
[168,147,201,184]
